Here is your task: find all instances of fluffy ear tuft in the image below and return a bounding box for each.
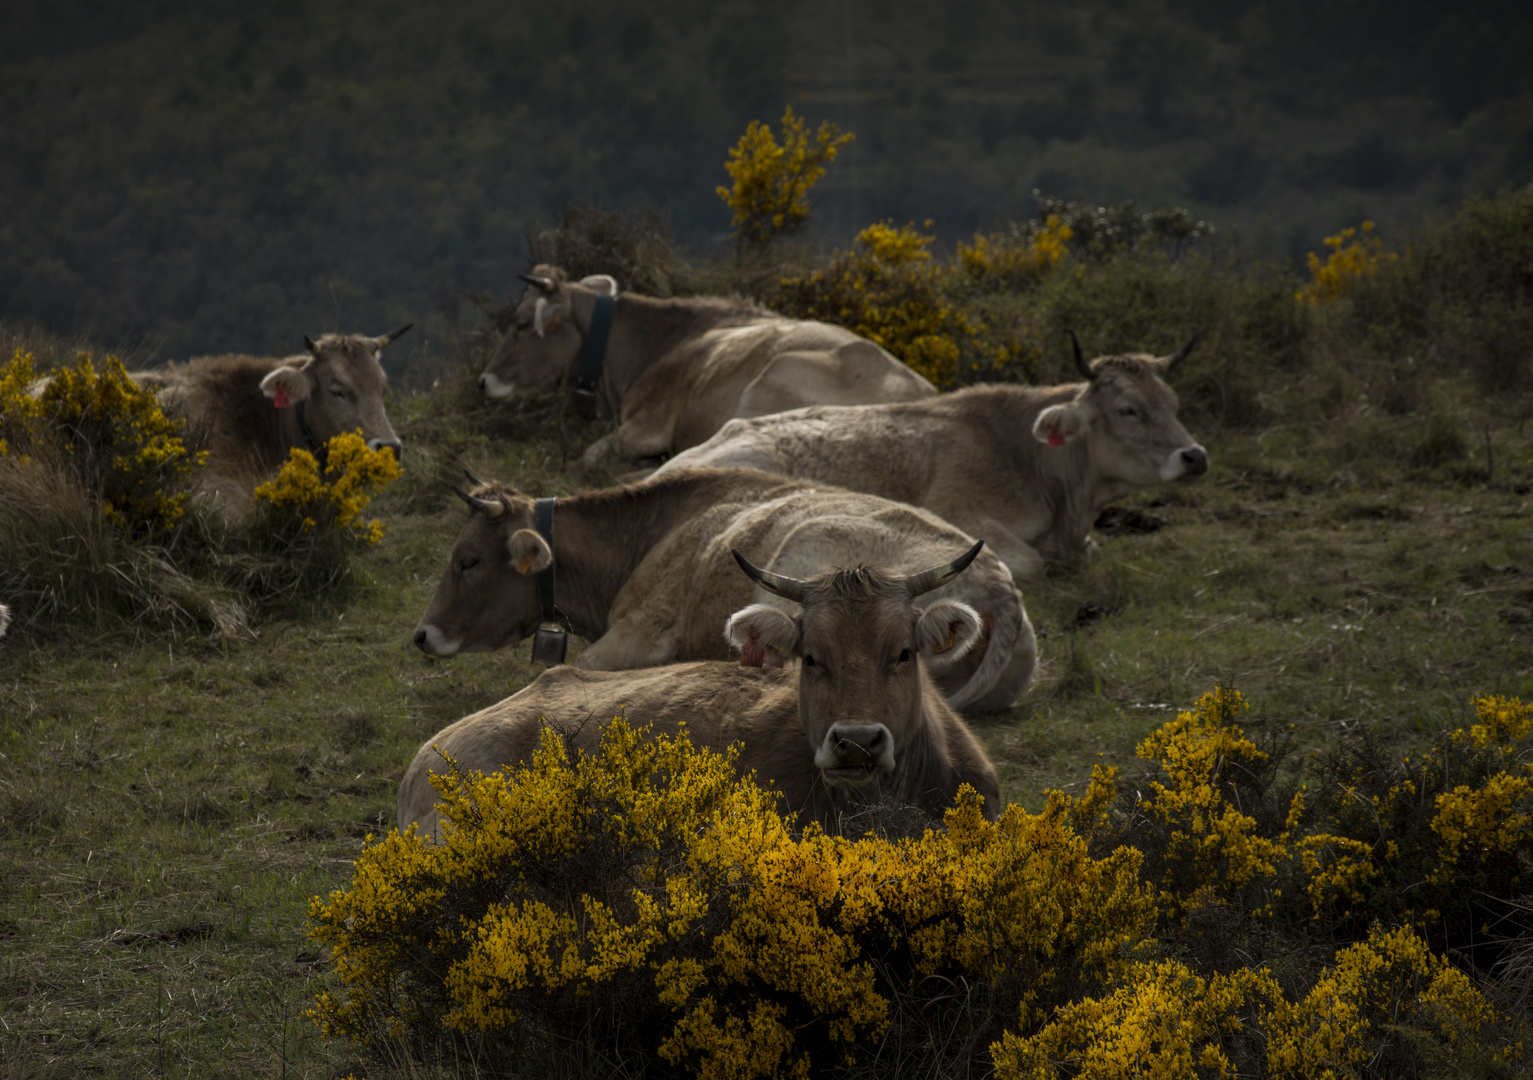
[915,601,983,672]
[577,274,619,296]
[534,296,562,338]
[1032,401,1089,447]
[724,604,799,665]
[260,363,312,405]
[507,529,553,575]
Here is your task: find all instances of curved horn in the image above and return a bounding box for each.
[1159,331,1202,372]
[303,335,321,357]
[375,323,413,348]
[518,273,556,293]
[902,541,985,598]
[1068,330,1093,380]
[463,468,486,487]
[452,486,505,519]
[731,548,807,603]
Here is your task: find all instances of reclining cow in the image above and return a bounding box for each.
[655,334,1210,579]
[398,545,1002,839]
[134,326,411,508]
[478,266,935,465]
[414,467,1035,711]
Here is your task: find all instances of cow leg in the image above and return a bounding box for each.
[959,519,1046,581]
[576,618,680,670]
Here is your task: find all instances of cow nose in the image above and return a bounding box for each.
[836,726,889,764]
[412,627,428,650]
[368,437,403,461]
[1180,447,1209,476]
[477,374,488,392]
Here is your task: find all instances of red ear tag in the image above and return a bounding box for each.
[740,630,766,669]
[272,386,292,409]
[1047,426,1066,448]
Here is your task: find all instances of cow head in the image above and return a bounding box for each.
[412,479,552,657]
[725,544,984,789]
[1031,332,1209,485]
[259,326,410,459]
[478,265,620,401]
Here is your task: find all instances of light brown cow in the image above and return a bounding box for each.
[478,266,935,465]
[398,546,1002,839]
[414,468,1034,711]
[135,327,411,506]
[655,335,1210,578]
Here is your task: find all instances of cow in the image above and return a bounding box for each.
[478,266,936,465]
[654,333,1210,579]
[414,467,1035,712]
[398,544,1003,840]
[134,327,411,507]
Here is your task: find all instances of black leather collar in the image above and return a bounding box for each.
[534,496,558,623]
[573,294,616,420]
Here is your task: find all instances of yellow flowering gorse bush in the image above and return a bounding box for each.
[958,213,1075,287]
[1298,221,1398,304]
[994,926,1506,1080]
[716,106,853,254]
[773,221,1026,388]
[0,347,204,529]
[310,696,1531,1076]
[253,431,401,545]
[309,720,1154,1077]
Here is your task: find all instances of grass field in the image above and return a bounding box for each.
[2,364,1530,1075]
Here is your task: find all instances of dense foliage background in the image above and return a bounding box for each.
[5,0,1533,360]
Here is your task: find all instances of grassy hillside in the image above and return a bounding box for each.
[4,0,1533,362]
[2,191,1533,1074]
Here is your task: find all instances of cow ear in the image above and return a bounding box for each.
[533,296,563,338]
[1032,401,1090,447]
[914,601,982,672]
[577,274,619,296]
[724,603,800,665]
[260,361,313,405]
[507,529,552,575]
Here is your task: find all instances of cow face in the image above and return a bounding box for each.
[1031,338,1210,486]
[259,327,410,459]
[727,545,983,789]
[413,485,551,657]
[478,266,619,401]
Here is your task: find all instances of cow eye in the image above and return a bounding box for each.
[802,654,817,667]
[1117,405,1138,418]
[897,648,912,664]
[459,556,479,571]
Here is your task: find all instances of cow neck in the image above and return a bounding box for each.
[578,294,737,414]
[539,475,740,639]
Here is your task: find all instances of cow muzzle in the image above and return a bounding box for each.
[1160,445,1210,482]
[413,624,461,657]
[368,437,403,461]
[814,723,896,786]
[479,372,515,400]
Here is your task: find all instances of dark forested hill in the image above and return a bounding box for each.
[4,0,1533,363]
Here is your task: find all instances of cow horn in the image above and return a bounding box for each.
[463,468,486,487]
[902,541,985,598]
[1159,331,1202,372]
[731,549,807,603]
[1068,330,1093,380]
[376,323,414,348]
[303,335,321,357]
[452,486,505,519]
[518,273,557,293]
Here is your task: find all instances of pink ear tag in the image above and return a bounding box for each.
[272,386,292,409]
[740,630,766,669]
[1047,426,1066,448]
